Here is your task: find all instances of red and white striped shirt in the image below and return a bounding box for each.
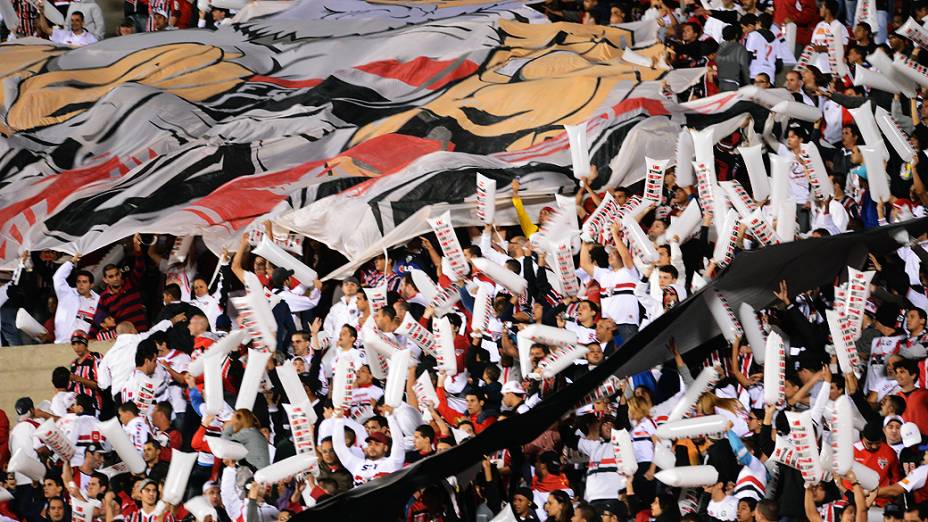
[70,351,103,409]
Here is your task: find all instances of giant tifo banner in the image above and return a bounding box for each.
[0,0,787,271]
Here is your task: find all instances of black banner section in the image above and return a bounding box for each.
[299,219,928,520]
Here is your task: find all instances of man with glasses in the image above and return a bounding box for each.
[290,331,311,360]
[753,73,771,88]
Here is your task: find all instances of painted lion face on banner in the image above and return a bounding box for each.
[350,20,666,152]
[4,42,252,133]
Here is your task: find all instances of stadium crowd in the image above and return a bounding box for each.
[3,0,928,521]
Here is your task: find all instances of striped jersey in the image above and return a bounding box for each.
[70,351,103,409]
[96,256,148,334]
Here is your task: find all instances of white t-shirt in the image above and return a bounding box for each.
[901,465,928,492]
[158,349,191,414]
[331,347,364,378]
[707,495,739,521]
[348,384,384,420]
[565,321,597,345]
[10,419,41,485]
[821,99,845,146]
[745,31,776,79]
[72,294,99,336]
[771,23,797,65]
[866,334,905,400]
[122,416,150,452]
[777,144,811,205]
[51,27,97,47]
[809,20,849,74]
[630,417,656,463]
[51,391,76,417]
[592,266,640,325]
[575,437,627,501]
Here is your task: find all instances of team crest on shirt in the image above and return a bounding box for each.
[879,458,889,469]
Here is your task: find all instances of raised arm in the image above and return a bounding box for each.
[803,486,824,522]
[129,234,145,286]
[147,240,166,266]
[579,241,597,277]
[419,236,442,279]
[332,416,363,474]
[510,179,540,237]
[611,222,634,270]
[405,366,419,411]
[729,337,753,390]
[231,234,249,284]
[385,412,406,468]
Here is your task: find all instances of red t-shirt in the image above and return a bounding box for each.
[899,388,928,436]
[853,442,901,506]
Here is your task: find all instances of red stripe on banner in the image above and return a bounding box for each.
[181,160,324,228]
[249,75,323,88]
[0,156,125,238]
[611,97,670,118]
[334,134,451,176]
[355,57,479,90]
[682,91,740,114]
[9,224,21,244]
[23,207,35,225]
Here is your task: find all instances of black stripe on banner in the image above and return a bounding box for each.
[297,218,928,521]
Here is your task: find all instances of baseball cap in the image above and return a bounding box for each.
[884,415,904,427]
[501,381,525,395]
[271,267,294,288]
[595,499,626,519]
[70,330,89,345]
[85,443,105,454]
[365,432,391,446]
[343,276,360,286]
[512,486,535,505]
[902,422,922,448]
[884,503,904,519]
[15,397,34,417]
[152,7,167,16]
[202,481,219,493]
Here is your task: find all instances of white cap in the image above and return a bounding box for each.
[501,381,525,395]
[884,415,904,427]
[902,422,922,448]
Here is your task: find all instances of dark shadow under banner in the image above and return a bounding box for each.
[299,218,928,521]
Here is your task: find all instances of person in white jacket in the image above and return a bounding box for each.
[97,318,173,399]
[52,257,99,344]
[65,0,104,40]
